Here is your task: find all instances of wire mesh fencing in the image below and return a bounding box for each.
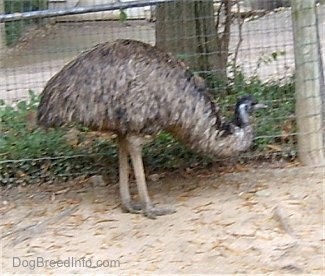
[0,0,324,184]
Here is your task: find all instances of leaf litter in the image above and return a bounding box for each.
[1,165,324,273]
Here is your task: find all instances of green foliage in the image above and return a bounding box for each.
[119,9,128,22]
[225,65,296,153]
[4,0,47,12]
[4,0,48,46]
[144,133,211,171]
[0,91,105,184]
[1,91,66,159]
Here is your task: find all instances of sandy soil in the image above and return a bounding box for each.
[1,165,324,274]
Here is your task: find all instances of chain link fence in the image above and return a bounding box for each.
[0,0,324,184]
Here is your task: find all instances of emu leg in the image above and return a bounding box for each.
[126,137,175,219]
[118,138,142,213]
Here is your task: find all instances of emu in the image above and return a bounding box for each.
[37,39,267,219]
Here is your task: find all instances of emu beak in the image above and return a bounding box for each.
[253,103,268,110]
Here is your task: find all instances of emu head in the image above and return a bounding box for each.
[234,95,267,127]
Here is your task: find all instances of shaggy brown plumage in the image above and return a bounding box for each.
[37,39,266,218]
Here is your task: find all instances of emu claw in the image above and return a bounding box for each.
[143,205,176,219]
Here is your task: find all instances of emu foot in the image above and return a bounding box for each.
[143,204,176,219]
[121,200,142,214]
[121,201,176,219]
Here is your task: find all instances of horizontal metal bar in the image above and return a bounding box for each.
[0,0,175,23]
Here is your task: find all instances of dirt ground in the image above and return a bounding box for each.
[1,165,324,274]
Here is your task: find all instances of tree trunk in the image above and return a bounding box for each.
[291,0,325,165]
[155,0,231,89]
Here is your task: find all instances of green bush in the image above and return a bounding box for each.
[0,91,118,184]
[229,72,296,152]
[4,0,48,46]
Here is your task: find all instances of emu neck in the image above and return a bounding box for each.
[168,98,254,157]
[194,122,254,157]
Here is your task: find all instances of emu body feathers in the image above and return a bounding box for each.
[37,39,266,218]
